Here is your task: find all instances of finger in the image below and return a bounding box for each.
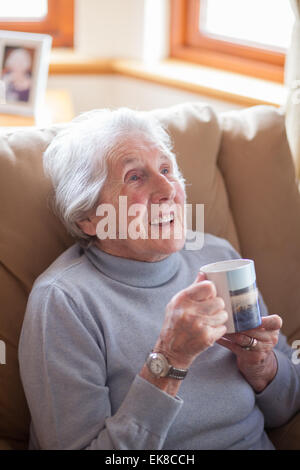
[231,315,282,339]
[210,324,228,342]
[194,297,225,316]
[196,310,228,327]
[184,280,217,302]
[217,336,263,355]
[259,315,283,331]
[217,337,241,355]
[192,271,206,284]
[223,333,263,350]
[224,329,278,345]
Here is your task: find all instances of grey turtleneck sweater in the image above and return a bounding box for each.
[18,233,300,450]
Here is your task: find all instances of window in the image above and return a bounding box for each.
[170,0,294,82]
[0,1,48,19]
[0,0,74,47]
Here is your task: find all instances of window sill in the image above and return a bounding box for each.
[49,49,113,74]
[49,49,287,108]
[0,89,74,128]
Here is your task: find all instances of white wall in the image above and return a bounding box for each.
[74,0,169,60]
[48,74,243,115]
[47,0,242,117]
[109,76,243,112]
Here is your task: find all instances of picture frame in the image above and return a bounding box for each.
[0,30,52,116]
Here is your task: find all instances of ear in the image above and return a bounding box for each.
[77,218,97,237]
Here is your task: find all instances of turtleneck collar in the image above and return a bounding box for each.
[84,245,181,288]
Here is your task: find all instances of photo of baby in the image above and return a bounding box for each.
[1,46,35,103]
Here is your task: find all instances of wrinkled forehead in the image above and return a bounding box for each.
[105,134,172,173]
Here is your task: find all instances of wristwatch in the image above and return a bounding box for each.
[146,352,188,380]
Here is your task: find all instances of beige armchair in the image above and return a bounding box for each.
[0,102,300,450]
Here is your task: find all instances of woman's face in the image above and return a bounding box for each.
[80,137,186,262]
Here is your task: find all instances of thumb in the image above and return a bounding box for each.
[194,271,206,284]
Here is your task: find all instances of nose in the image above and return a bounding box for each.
[151,173,176,204]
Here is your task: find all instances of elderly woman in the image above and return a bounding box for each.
[19,108,300,450]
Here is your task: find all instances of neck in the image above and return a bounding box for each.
[95,241,171,263]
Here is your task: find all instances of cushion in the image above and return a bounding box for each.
[151,103,241,251]
[218,105,300,342]
[267,412,300,450]
[0,127,73,447]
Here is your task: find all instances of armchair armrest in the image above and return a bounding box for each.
[267,411,300,450]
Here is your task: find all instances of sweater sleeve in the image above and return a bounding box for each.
[18,284,182,450]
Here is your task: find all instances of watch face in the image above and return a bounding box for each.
[147,352,187,380]
[149,353,167,376]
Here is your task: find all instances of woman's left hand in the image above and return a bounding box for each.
[217,315,283,393]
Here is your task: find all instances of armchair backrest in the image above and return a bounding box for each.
[0,102,299,449]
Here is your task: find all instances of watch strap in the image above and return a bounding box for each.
[167,365,188,380]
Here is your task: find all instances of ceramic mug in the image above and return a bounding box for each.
[200,259,262,334]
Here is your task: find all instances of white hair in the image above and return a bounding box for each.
[43,107,184,244]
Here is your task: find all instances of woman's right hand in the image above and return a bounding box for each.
[153,272,228,369]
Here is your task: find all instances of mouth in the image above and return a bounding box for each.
[150,213,175,226]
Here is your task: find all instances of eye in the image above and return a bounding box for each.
[161,168,169,175]
[129,174,139,181]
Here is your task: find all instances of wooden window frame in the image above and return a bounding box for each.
[170,0,285,83]
[0,0,74,47]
